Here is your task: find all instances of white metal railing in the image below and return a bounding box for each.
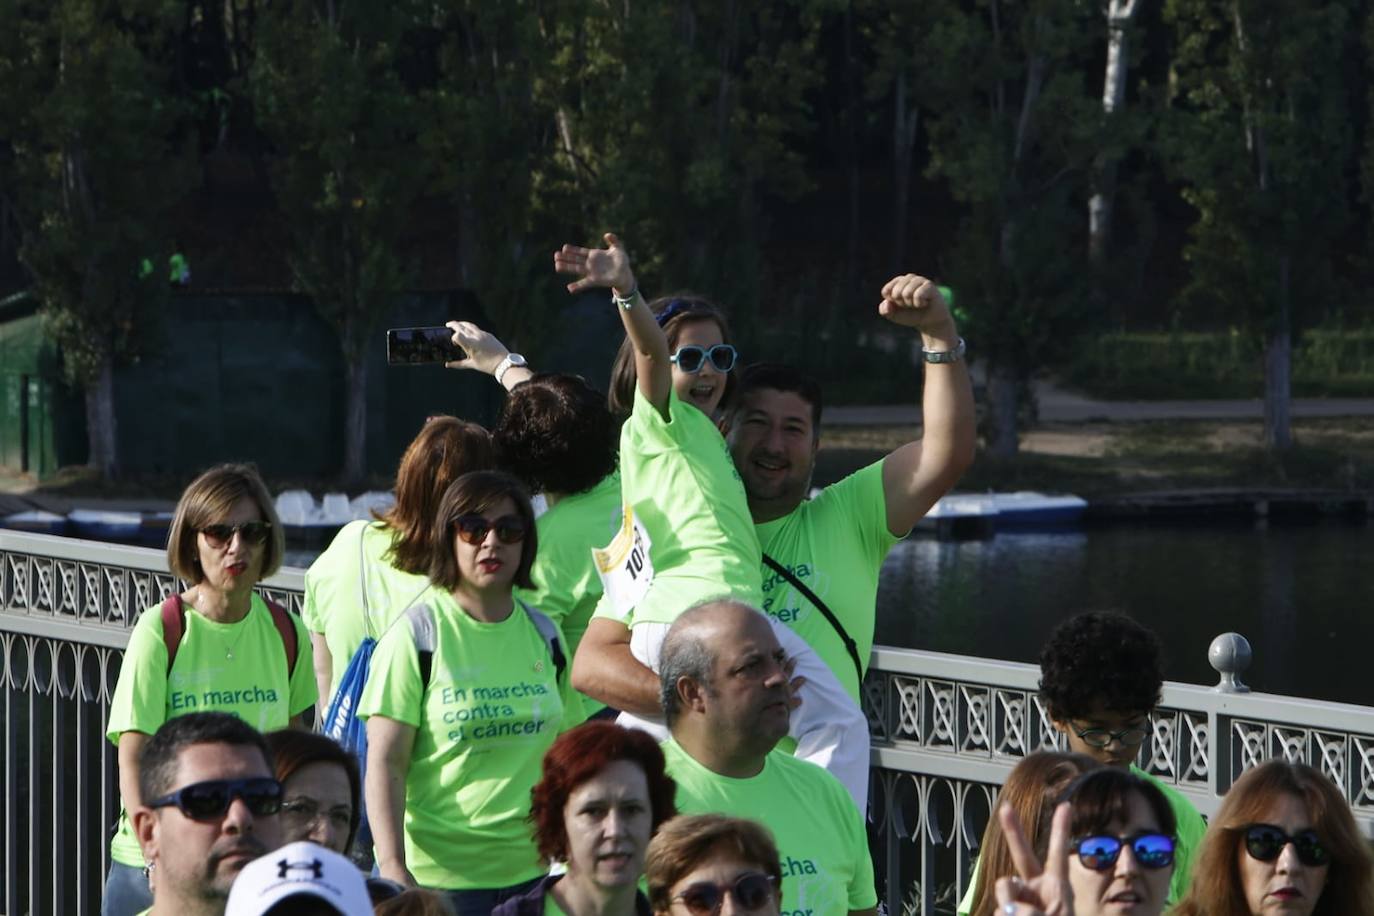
[4,530,1373,915]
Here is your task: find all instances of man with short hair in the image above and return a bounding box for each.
[658,600,878,916]
[130,712,284,916]
[1037,610,1207,907]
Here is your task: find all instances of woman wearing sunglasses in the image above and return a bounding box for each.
[492,721,677,916]
[645,814,783,916]
[359,471,584,916]
[1173,761,1374,916]
[103,463,316,916]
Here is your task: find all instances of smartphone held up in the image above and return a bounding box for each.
[386,327,466,365]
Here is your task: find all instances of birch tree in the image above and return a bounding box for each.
[1088,0,1145,263]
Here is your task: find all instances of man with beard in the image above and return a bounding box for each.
[723,275,975,705]
[657,600,878,916]
[129,712,284,916]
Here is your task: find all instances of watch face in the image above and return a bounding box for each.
[509,354,528,366]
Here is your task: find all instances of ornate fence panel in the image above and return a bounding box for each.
[4,530,1373,915]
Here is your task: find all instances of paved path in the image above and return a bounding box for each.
[825,380,1374,426]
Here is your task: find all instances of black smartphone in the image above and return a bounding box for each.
[386,327,466,365]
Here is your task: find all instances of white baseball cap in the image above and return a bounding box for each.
[225,841,372,916]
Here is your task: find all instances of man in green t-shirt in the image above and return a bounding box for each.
[657,600,879,916]
[128,712,283,916]
[722,276,975,706]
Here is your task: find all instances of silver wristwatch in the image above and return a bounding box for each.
[494,352,528,386]
[921,337,966,364]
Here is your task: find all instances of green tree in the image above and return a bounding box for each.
[1165,0,1355,451]
[919,0,1102,457]
[249,1,427,483]
[0,0,193,478]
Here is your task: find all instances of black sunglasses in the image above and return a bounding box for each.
[673,872,777,914]
[453,513,528,545]
[670,344,737,375]
[1073,832,1176,871]
[199,521,273,547]
[1244,824,1331,867]
[1071,720,1150,749]
[147,777,283,821]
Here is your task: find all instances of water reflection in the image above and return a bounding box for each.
[877,523,1374,707]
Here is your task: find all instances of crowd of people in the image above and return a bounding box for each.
[98,234,1374,916]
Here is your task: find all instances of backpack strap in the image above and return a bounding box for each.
[762,553,864,686]
[404,603,438,691]
[519,601,567,682]
[161,593,186,674]
[162,591,298,678]
[264,598,300,678]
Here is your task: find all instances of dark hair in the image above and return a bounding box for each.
[1062,767,1176,840]
[167,463,285,582]
[1039,611,1163,723]
[494,373,618,496]
[265,730,362,849]
[373,888,458,915]
[379,417,495,575]
[1174,761,1374,916]
[968,752,1103,916]
[608,295,737,417]
[529,722,678,862]
[646,815,782,914]
[138,712,274,802]
[729,363,823,431]
[427,471,538,591]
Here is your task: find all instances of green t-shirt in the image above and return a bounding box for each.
[358,591,584,890]
[516,471,623,660]
[105,594,316,866]
[302,520,432,705]
[757,460,900,703]
[594,387,761,627]
[662,739,877,914]
[544,893,569,916]
[956,763,1209,915]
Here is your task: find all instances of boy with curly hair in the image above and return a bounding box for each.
[1038,611,1207,906]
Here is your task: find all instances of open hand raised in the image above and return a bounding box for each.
[994,800,1075,916]
[554,232,636,295]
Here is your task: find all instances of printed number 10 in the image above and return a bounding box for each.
[624,530,645,579]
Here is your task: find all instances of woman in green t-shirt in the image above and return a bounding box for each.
[361,471,584,916]
[102,463,316,916]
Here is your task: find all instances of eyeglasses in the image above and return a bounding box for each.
[673,872,777,914]
[1072,720,1150,748]
[1073,832,1176,871]
[199,521,273,548]
[670,344,737,375]
[453,514,528,545]
[1243,824,1331,867]
[281,797,354,833]
[147,777,284,821]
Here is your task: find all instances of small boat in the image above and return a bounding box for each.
[1,509,70,537]
[914,491,1087,538]
[68,509,144,541]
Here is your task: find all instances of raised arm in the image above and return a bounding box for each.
[571,617,663,716]
[444,321,534,392]
[554,233,672,418]
[876,274,977,536]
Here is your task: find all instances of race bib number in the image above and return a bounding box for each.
[592,503,654,619]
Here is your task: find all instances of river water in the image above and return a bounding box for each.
[876,521,1374,707]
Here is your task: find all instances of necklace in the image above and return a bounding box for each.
[194,587,253,661]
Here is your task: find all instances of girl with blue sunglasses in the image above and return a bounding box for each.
[553,233,871,808]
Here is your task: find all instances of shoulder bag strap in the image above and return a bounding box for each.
[161,593,186,674]
[761,553,864,686]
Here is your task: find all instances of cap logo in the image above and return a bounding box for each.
[277,857,324,880]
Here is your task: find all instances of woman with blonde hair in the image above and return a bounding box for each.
[1174,760,1374,916]
[103,463,315,916]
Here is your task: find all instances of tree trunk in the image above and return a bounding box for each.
[985,365,1021,459]
[891,69,919,272]
[342,346,369,485]
[1263,256,1292,451]
[85,351,119,479]
[1088,0,1140,263]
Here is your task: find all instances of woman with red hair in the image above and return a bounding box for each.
[493,721,678,916]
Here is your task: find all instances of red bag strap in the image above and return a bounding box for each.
[161,593,186,675]
[265,598,299,678]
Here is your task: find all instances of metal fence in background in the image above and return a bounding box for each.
[4,530,1373,916]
